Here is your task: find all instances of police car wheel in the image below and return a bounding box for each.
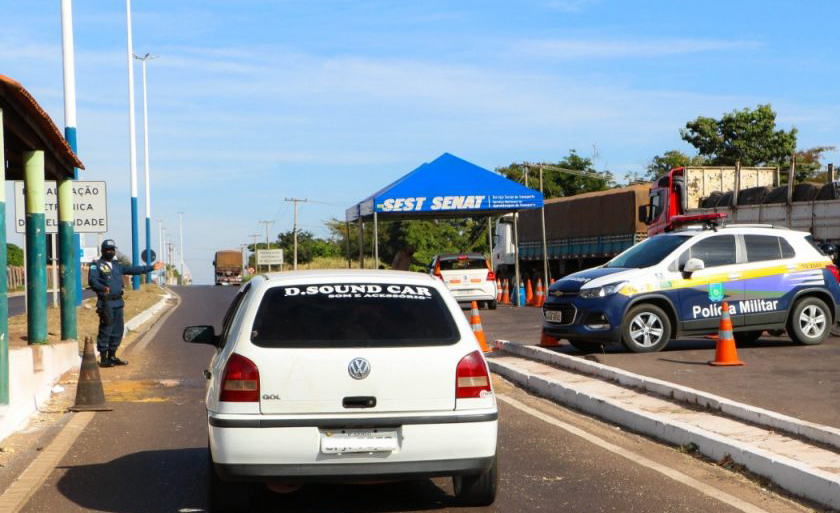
[789,297,830,345]
[830,321,840,337]
[621,304,671,353]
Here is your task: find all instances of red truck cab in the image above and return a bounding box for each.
[640,167,726,236]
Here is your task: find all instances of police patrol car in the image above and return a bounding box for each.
[543,225,840,353]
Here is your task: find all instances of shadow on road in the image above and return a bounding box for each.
[56,447,207,513]
[55,447,459,512]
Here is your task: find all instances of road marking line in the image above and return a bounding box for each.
[497,394,770,513]
[0,411,95,513]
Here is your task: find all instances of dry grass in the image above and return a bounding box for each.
[295,257,384,270]
[8,284,167,348]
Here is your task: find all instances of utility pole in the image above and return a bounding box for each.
[284,198,308,270]
[258,221,274,272]
[249,234,260,272]
[134,52,157,284]
[178,211,184,282]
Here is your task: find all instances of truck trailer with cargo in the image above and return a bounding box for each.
[492,184,649,282]
[214,250,243,286]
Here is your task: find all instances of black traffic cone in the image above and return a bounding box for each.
[69,336,113,412]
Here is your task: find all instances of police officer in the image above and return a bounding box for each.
[88,239,163,367]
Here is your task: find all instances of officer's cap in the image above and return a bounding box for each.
[101,239,117,250]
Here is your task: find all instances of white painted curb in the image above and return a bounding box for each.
[489,358,840,510]
[495,340,840,452]
[124,292,173,335]
[0,341,80,443]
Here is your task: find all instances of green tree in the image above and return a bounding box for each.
[496,150,614,199]
[274,230,341,264]
[680,104,797,166]
[789,146,837,183]
[6,244,23,267]
[645,150,708,180]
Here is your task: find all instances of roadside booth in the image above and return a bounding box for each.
[345,152,543,303]
[0,75,84,405]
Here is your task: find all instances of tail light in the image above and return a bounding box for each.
[456,351,491,399]
[220,353,260,402]
[486,259,495,281]
[828,264,840,284]
[434,262,443,280]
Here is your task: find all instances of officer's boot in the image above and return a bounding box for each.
[108,350,128,366]
[99,351,113,368]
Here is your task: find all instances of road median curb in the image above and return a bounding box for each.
[489,355,840,510]
[494,340,840,451]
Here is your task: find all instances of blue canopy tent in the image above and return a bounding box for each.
[345,152,544,304]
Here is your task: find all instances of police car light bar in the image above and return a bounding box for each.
[670,212,727,230]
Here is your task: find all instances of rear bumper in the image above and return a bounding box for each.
[208,411,498,482]
[215,457,495,483]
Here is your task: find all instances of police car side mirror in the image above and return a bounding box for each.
[682,258,705,275]
[183,325,219,346]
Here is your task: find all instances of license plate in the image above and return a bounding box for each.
[320,429,399,454]
[544,310,563,323]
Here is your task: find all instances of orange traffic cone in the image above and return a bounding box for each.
[534,279,545,307]
[525,279,534,306]
[496,279,502,302]
[470,301,490,352]
[539,330,560,347]
[501,279,511,305]
[709,301,744,366]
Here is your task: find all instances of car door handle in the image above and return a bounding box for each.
[203,369,211,380]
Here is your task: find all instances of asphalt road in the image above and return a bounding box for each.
[17,286,809,512]
[8,289,97,317]
[478,304,840,429]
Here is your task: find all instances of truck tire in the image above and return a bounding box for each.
[788,297,830,345]
[567,339,604,353]
[620,304,671,353]
[487,300,498,310]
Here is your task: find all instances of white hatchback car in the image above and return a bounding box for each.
[184,270,499,512]
[429,253,498,309]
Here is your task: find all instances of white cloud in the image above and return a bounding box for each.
[512,38,763,60]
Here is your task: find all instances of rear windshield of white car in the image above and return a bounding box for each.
[250,283,460,347]
[438,257,487,271]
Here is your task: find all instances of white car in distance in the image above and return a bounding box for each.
[184,270,499,512]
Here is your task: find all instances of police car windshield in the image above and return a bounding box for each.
[604,235,692,269]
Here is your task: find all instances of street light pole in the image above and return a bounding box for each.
[157,219,163,284]
[59,0,83,307]
[134,52,157,284]
[124,0,140,290]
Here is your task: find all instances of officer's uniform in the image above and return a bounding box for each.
[88,242,154,363]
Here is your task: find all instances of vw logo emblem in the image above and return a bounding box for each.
[348,358,371,380]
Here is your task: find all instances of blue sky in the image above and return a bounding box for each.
[3,0,839,283]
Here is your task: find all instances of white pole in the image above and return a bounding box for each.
[125,0,141,290]
[135,54,157,281]
[157,219,163,283]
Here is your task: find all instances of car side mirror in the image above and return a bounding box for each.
[638,205,650,224]
[183,325,219,346]
[682,258,705,275]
